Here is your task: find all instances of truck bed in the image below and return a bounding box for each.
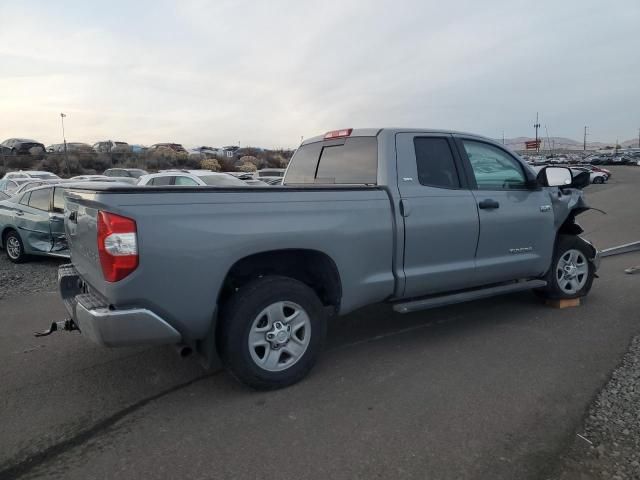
[64,185,397,341]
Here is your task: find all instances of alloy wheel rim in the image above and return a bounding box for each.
[556,249,588,294]
[248,301,311,372]
[6,236,21,259]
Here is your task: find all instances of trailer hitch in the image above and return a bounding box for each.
[34,318,79,337]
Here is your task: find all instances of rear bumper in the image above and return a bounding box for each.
[58,264,181,347]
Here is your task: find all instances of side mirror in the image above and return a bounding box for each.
[538,166,572,187]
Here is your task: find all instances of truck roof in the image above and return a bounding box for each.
[300,128,493,146]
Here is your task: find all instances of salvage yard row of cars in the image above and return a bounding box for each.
[0,167,286,262]
[1,137,246,157]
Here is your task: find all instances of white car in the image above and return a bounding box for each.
[137,170,247,187]
[1,170,60,180]
[570,167,607,184]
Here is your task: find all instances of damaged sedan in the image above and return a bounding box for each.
[0,184,69,262]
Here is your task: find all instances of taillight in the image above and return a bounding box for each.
[97,211,138,282]
[324,128,353,140]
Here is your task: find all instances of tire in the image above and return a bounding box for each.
[4,230,27,263]
[218,276,327,390]
[536,235,595,300]
[593,176,604,184]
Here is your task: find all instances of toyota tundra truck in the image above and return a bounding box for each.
[53,128,599,389]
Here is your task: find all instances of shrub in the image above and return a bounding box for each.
[200,158,221,171]
[238,162,257,172]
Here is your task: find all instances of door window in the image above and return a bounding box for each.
[150,176,172,186]
[414,137,460,189]
[174,176,199,186]
[462,140,527,190]
[28,188,51,211]
[52,188,65,213]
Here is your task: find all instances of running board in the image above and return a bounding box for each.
[392,280,547,314]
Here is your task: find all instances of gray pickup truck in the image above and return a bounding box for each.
[54,128,599,389]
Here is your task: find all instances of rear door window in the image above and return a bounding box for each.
[174,176,199,186]
[414,137,461,189]
[52,188,65,213]
[150,176,172,186]
[28,188,51,211]
[285,137,377,184]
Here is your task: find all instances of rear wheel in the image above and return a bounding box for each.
[536,235,595,300]
[218,276,327,390]
[4,230,27,263]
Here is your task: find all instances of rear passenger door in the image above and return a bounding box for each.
[14,188,54,254]
[396,133,480,297]
[456,137,555,284]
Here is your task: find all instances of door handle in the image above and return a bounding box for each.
[15,211,24,216]
[399,199,411,217]
[478,199,500,209]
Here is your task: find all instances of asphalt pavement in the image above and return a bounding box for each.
[1,167,639,480]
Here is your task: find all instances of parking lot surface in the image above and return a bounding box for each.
[1,167,639,479]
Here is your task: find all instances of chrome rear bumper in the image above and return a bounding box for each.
[58,264,181,347]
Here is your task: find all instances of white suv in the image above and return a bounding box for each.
[137,170,248,187]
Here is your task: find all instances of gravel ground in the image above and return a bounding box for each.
[0,251,64,300]
[552,336,640,480]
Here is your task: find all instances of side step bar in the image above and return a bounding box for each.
[392,280,547,314]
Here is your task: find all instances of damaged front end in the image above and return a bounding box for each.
[548,185,601,271]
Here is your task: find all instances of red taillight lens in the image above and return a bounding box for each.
[97,211,138,282]
[324,128,353,140]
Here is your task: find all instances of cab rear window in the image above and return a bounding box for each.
[285,137,377,185]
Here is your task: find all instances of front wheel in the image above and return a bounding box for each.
[593,176,604,184]
[536,235,595,300]
[4,230,27,263]
[218,276,327,390]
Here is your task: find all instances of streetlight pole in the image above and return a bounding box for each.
[60,113,71,176]
[583,126,588,151]
[534,112,541,153]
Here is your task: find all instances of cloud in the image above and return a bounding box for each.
[0,0,638,147]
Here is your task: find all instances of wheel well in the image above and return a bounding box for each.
[219,249,342,310]
[1,227,17,247]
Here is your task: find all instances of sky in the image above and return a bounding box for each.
[0,0,638,148]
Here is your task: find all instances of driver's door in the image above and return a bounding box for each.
[456,137,556,284]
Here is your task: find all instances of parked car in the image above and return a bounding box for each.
[137,170,247,187]
[242,179,269,186]
[12,179,66,196]
[570,167,607,184]
[259,176,284,185]
[0,178,32,194]
[103,168,148,179]
[55,128,599,390]
[71,175,138,185]
[130,144,148,153]
[47,142,93,153]
[257,168,286,178]
[188,146,219,157]
[0,138,45,155]
[2,171,60,181]
[92,141,130,153]
[0,185,70,261]
[149,143,188,153]
[70,175,109,181]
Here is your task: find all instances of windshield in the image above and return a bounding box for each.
[128,169,148,178]
[199,175,246,186]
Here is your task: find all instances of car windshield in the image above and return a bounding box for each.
[199,175,246,186]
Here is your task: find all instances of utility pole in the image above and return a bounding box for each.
[638,128,639,148]
[534,112,541,153]
[583,126,588,151]
[60,113,71,177]
[502,131,505,145]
